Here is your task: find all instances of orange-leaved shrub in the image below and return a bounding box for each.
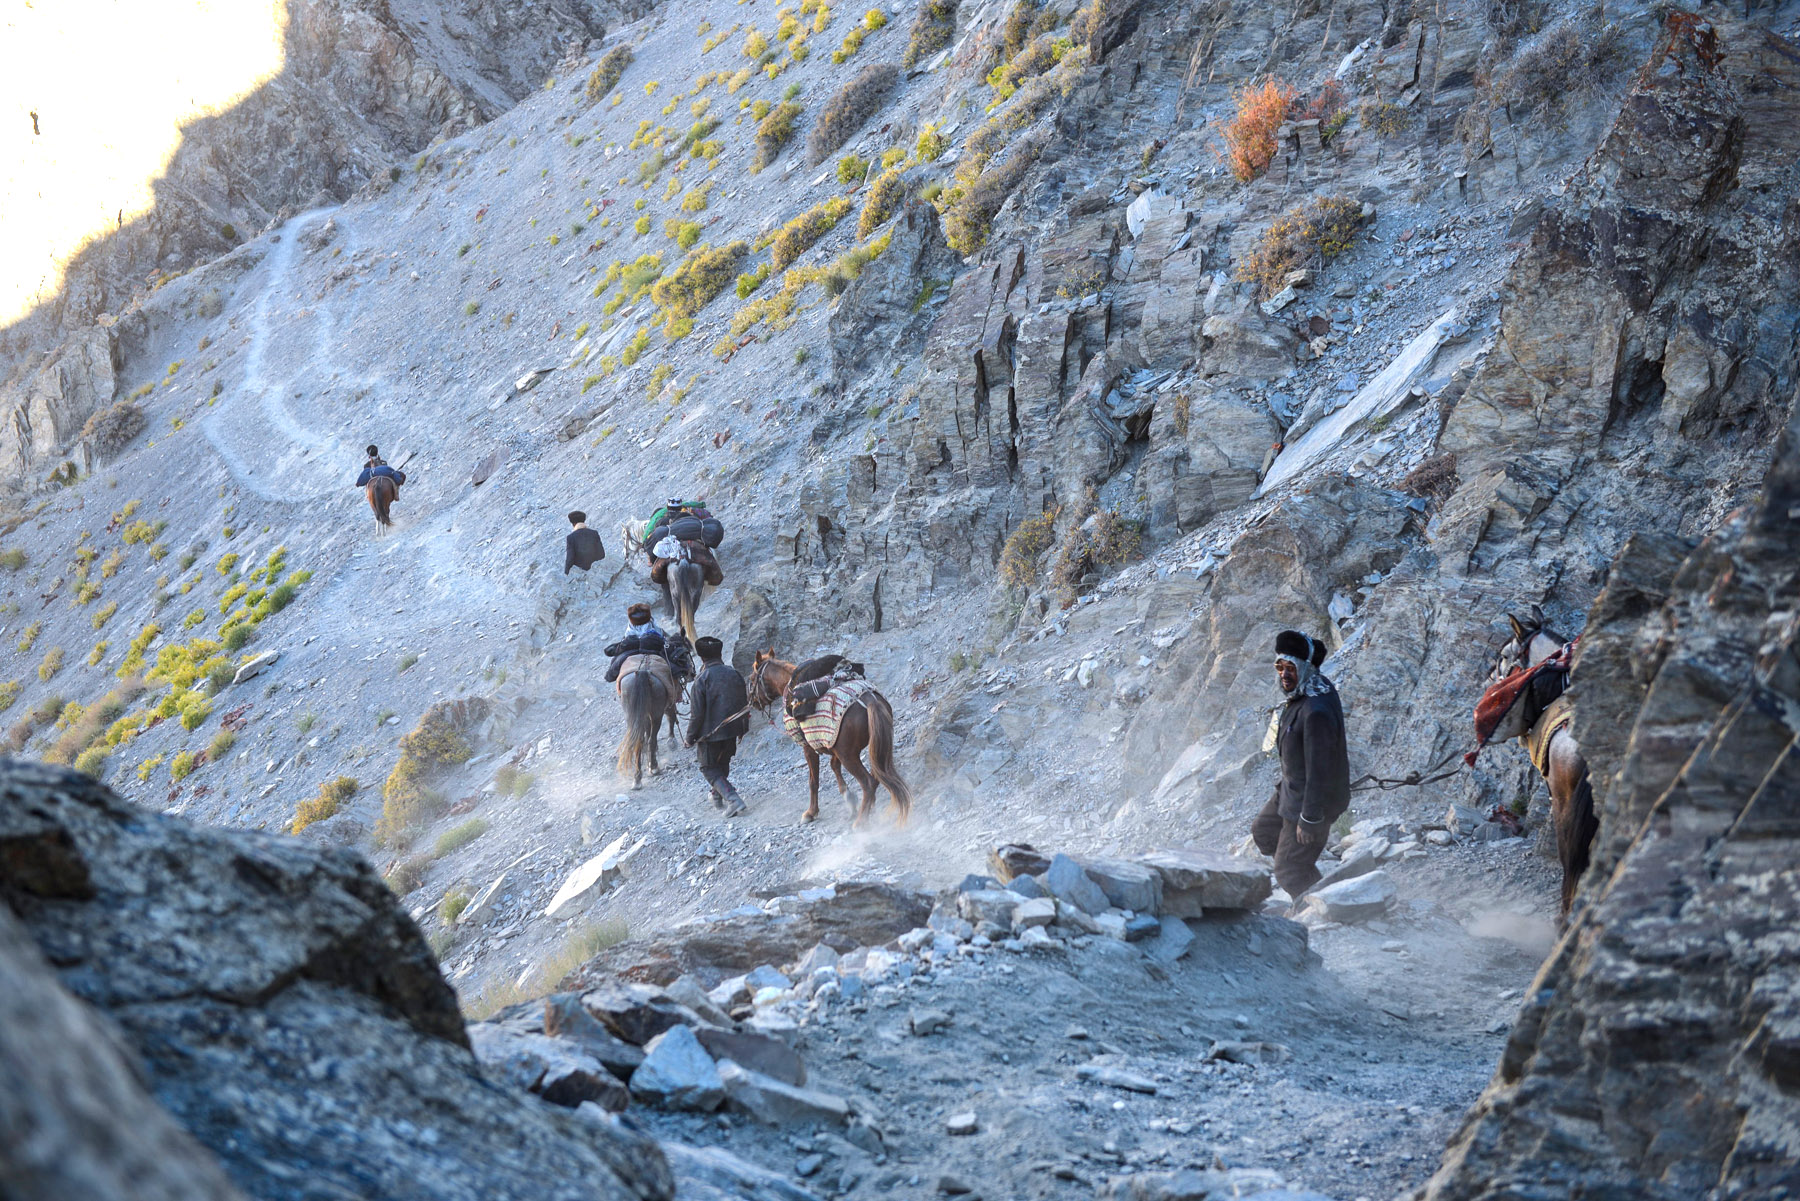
[1221,79,1295,182]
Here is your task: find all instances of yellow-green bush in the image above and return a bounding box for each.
[377,699,490,848]
[137,753,164,782]
[941,134,1044,255]
[433,817,490,857]
[903,0,957,66]
[170,750,198,781]
[293,776,358,834]
[216,552,239,575]
[650,241,750,333]
[806,62,898,165]
[74,744,110,778]
[91,601,118,630]
[118,623,160,676]
[743,28,769,57]
[736,260,773,297]
[16,621,41,653]
[771,197,853,269]
[37,647,63,682]
[752,101,803,172]
[0,680,18,713]
[857,167,908,237]
[838,154,870,183]
[585,44,634,103]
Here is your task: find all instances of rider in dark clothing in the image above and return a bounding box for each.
[565,510,606,574]
[686,636,750,816]
[604,603,688,682]
[354,445,407,490]
[1251,630,1351,900]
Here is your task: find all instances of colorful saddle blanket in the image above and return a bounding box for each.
[781,678,875,753]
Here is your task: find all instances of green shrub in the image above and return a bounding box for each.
[838,154,870,183]
[137,753,164,782]
[74,745,110,778]
[434,818,490,857]
[585,44,634,103]
[942,135,1044,254]
[903,0,957,66]
[439,887,473,924]
[385,855,429,896]
[378,699,489,847]
[857,167,908,237]
[0,680,19,712]
[216,552,239,576]
[208,727,236,760]
[0,549,24,571]
[736,261,773,297]
[752,101,803,172]
[293,776,358,834]
[494,765,535,798]
[807,63,898,165]
[771,197,853,269]
[170,750,198,781]
[650,241,750,333]
[90,601,118,630]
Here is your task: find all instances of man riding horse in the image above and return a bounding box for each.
[603,603,692,683]
[355,445,407,492]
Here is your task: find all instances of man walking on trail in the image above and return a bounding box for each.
[564,510,606,574]
[686,635,750,817]
[1251,629,1350,901]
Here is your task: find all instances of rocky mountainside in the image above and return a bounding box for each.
[1,0,1798,1196]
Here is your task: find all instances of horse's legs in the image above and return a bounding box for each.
[802,748,822,823]
[830,757,848,797]
[839,739,877,827]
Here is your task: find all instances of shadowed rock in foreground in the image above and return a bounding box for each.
[0,760,671,1201]
[1417,381,1800,1194]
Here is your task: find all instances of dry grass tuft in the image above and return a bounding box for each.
[807,62,899,165]
[1235,195,1364,298]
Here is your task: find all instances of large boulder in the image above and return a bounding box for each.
[1135,850,1274,914]
[0,761,671,1201]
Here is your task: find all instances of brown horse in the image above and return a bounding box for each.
[748,652,912,827]
[1486,607,1597,918]
[367,474,396,530]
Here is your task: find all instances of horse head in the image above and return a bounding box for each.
[1491,604,1569,685]
[748,649,792,711]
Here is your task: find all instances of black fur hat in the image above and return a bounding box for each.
[695,635,724,659]
[365,445,379,457]
[568,510,586,525]
[1274,630,1327,666]
[627,603,652,624]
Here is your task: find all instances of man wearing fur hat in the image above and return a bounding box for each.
[1251,629,1350,899]
[686,636,750,817]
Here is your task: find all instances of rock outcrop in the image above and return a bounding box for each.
[1417,366,1800,1197]
[0,761,671,1201]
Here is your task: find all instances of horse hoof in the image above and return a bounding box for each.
[802,811,818,824]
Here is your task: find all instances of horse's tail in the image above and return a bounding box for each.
[675,560,703,644]
[367,476,394,527]
[616,670,664,776]
[863,691,912,825]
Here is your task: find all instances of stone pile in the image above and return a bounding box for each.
[948,843,1277,956]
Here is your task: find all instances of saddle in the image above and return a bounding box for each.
[650,540,723,587]
[615,653,674,697]
[1525,693,1575,777]
[787,659,866,719]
